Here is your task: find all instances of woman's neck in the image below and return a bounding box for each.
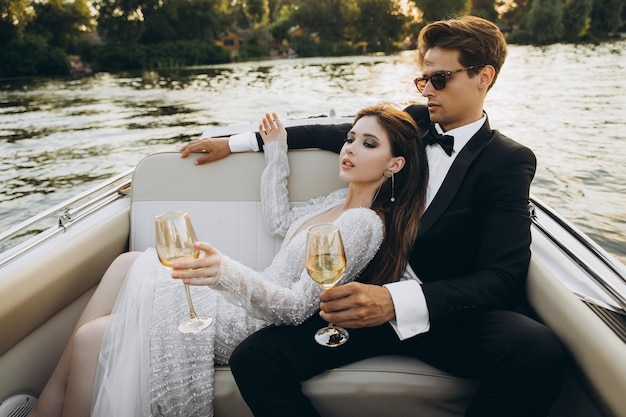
[342,183,380,210]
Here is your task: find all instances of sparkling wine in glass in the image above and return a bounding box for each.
[155,211,213,334]
[306,223,349,347]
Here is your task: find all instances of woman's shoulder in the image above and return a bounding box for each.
[338,207,383,230]
[336,208,384,254]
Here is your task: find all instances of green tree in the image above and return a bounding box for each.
[268,2,298,40]
[411,0,469,22]
[292,0,358,43]
[97,0,229,44]
[498,0,532,29]
[95,0,155,44]
[27,0,94,50]
[562,0,592,42]
[267,0,296,22]
[243,0,269,25]
[590,0,624,37]
[141,0,230,43]
[0,39,69,76]
[354,0,409,50]
[471,0,498,22]
[527,0,563,44]
[0,0,32,42]
[233,0,280,28]
[239,23,274,57]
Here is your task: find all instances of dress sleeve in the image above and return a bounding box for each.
[212,208,384,325]
[260,141,292,237]
[260,141,345,238]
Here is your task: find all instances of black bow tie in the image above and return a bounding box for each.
[424,124,454,156]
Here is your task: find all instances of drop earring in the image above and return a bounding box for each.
[384,169,395,202]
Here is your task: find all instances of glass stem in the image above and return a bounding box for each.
[184,284,198,320]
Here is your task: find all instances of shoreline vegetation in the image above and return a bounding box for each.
[3,34,626,81]
[1,0,625,79]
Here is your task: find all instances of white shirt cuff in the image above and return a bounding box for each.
[227,131,259,153]
[384,280,430,340]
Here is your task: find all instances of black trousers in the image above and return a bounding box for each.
[230,310,566,417]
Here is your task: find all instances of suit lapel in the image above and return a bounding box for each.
[417,120,493,238]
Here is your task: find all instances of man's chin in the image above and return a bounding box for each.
[428,114,442,125]
[427,106,441,119]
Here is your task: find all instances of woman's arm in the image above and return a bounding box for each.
[260,141,346,237]
[257,115,294,237]
[259,115,350,237]
[208,208,384,325]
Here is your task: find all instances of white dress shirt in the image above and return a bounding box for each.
[222,115,487,340]
[226,131,260,152]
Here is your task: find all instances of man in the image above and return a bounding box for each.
[181,15,565,417]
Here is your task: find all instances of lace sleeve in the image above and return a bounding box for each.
[260,142,345,238]
[213,208,384,325]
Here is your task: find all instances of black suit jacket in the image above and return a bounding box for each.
[257,104,536,324]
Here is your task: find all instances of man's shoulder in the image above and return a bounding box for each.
[483,129,536,168]
[490,129,533,153]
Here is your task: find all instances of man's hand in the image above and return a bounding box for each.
[180,137,231,164]
[318,282,396,328]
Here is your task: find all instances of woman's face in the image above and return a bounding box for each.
[339,115,402,186]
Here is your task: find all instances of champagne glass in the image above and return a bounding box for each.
[155,211,213,334]
[306,223,349,347]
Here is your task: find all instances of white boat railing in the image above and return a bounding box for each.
[529,195,626,313]
[0,169,134,268]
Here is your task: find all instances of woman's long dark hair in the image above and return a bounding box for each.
[355,103,428,285]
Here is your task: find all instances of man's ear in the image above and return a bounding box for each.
[480,65,496,89]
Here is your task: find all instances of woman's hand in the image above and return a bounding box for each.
[171,242,222,286]
[180,137,231,165]
[259,112,286,144]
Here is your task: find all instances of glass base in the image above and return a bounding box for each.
[314,325,349,347]
[178,316,213,334]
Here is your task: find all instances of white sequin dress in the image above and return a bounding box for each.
[91,142,384,417]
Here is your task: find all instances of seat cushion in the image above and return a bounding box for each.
[214,356,477,417]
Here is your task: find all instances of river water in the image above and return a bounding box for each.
[1,41,625,263]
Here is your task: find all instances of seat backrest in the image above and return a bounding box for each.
[130,150,345,270]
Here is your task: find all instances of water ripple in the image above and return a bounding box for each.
[1,42,625,262]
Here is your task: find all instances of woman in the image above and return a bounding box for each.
[26,103,428,417]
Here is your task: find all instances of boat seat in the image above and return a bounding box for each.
[130,150,478,417]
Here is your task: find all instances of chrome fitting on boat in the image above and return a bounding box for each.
[58,208,72,230]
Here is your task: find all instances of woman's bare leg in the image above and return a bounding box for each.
[27,251,141,417]
[61,316,109,417]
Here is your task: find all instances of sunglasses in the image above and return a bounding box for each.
[413,65,485,92]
